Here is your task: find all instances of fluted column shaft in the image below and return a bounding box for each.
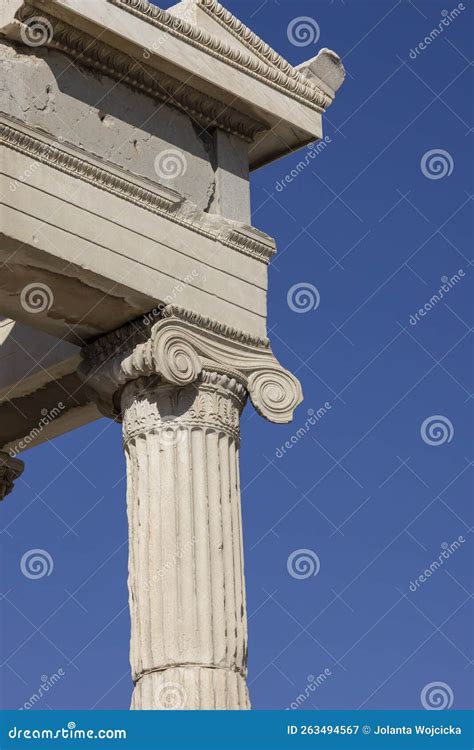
[121,371,250,710]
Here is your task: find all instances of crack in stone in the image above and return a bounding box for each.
[135,663,246,684]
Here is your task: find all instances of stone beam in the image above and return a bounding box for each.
[0,318,100,456]
[0,119,272,342]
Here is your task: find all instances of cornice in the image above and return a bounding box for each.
[79,306,303,424]
[0,118,275,264]
[222,229,275,266]
[107,0,332,112]
[198,0,316,86]
[15,7,266,143]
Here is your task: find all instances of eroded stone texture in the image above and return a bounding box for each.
[0,42,218,210]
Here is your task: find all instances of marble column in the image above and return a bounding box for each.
[79,305,302,709]
[123,373,248,709]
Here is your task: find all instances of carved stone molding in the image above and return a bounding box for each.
[0,452,25,501]
[121,372,246,443]
[79,305,303,424]
[0,118,276,264]
[15,0,332,112]
[198,0,321,88]
[106,0,332,111]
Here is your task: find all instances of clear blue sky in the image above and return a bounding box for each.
[1,0,472,712]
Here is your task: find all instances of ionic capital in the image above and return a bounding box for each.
[79,305,302,424]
